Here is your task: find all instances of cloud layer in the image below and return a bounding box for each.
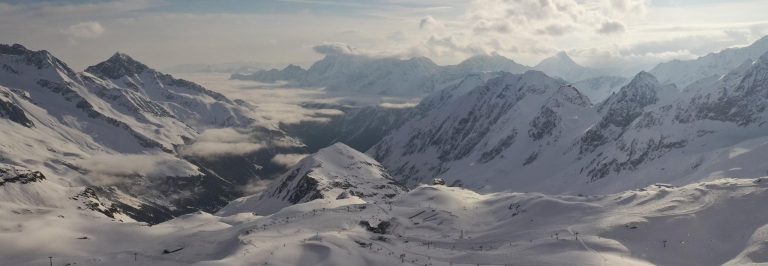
[62,21,105,38]
[180,128,265,158]
[77,153,200,185]
[270,153,309,167]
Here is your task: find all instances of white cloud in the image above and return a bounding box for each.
[379,102,418,109]
[175,73,352,126]
[63,21,105,38]
[195,128,252,143]
[180,128,266,158]
[181,142,265,158]
[270,153,309,167]
[76,153,200,185]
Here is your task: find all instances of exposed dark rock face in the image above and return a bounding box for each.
[360,220,391,234]
[0,169,45,186]
[580,72,676,154]
[0,92,33,127]
[85,53,149,80]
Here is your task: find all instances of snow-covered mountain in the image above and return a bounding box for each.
[369,71,596,189]
[446,53,531,74]
[230,64,306,83]
[85,52,253,130]
[279,72,501,154]
[649,36,768,88]
[299,54,442,95]
[219,143,406,216]
[370,53,768,195]
[575,50,768,191]
[0,44,294,224]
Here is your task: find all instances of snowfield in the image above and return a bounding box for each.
[3,176,768,265]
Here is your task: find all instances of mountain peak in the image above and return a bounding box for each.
[555,51,574,61]
[85,52,151,80]
[316,142,358,157]
[540,51,577,66]
[456,53,529,74]
[629,71,659,84]
[597,70,674,113]
[0,43,76,76]
[219,141,405,216]
[533,51,601,81]
[0,43,32,55]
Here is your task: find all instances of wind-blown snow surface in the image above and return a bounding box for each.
[5,177,768,265]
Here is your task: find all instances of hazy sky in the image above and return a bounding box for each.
[1,0,767,71]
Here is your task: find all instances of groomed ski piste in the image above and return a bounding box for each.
[3,144,768,265]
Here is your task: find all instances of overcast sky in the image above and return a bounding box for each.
[1,0,767,71]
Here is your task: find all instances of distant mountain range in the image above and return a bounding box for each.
[650,36,768,88]
[231,50,626,101]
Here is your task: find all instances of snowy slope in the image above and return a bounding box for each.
[6,177,768,265]
[649,36,768,88]
[219,142,406,216]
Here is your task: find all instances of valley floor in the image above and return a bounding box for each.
[3,177,768,265]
